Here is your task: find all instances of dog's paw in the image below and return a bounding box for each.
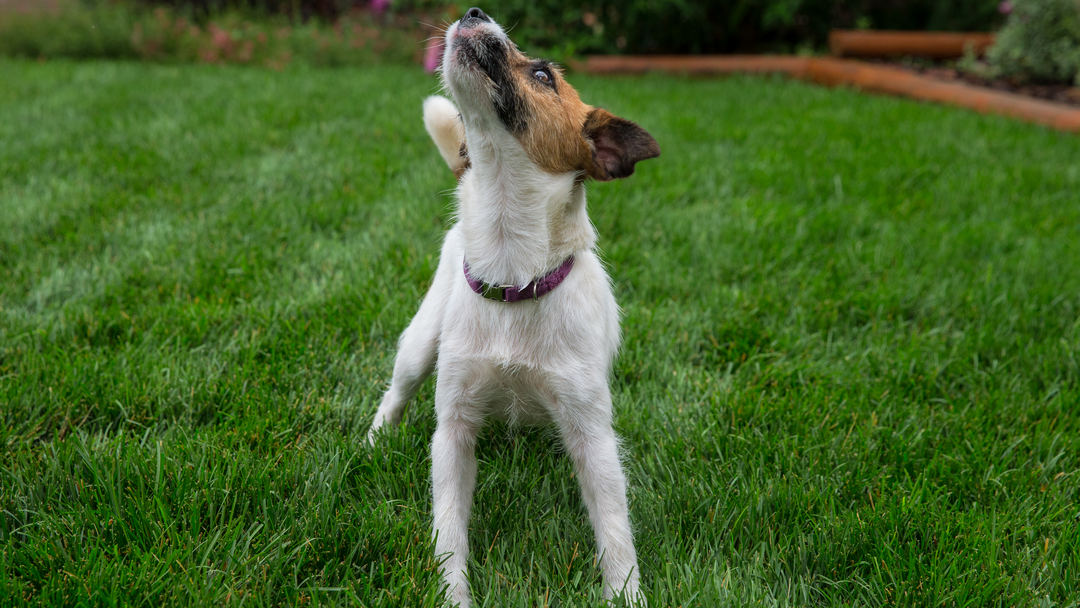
[365,419,386,446]
[365,426,385,447]
[604,581,646,606]
[444,584,471,608]
[423,95,467,177]
[624,589,647,607]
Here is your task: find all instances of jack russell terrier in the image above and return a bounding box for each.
[368,7,659,606]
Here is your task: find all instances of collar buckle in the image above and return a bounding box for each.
[480,283,513,301]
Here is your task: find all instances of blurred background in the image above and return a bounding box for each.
[2,0,1077,89]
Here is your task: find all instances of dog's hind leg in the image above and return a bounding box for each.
[555,385,644,605]
[430,366,484,608]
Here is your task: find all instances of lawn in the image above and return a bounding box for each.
[1,59,1079,607]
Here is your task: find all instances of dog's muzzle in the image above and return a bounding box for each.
[461,7,492,27]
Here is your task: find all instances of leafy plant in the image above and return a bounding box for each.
[395,0,1006,59]
[0,1,422,66]
[986,0,1080,84]
[0,2,138,59]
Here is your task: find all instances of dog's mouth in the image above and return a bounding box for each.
[445,15,509,84]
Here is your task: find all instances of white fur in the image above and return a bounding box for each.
[369,15,644,608]
[423,95,467,176]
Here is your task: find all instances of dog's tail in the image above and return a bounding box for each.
[423,95,469,179]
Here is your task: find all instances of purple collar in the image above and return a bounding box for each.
[463,256,575,302]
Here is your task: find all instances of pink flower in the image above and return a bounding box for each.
[424,37,444,73]
[999,1,1013,14]
[209,24,231,51]
[370,0,389,14]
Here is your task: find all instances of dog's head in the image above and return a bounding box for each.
[441,7,659,181]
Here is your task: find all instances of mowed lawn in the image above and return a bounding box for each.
[1,59,1079,607]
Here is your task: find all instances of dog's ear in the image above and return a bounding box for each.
[582,108,660,181]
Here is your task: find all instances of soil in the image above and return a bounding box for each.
[885,61,1080,108]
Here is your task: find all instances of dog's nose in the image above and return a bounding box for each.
[463,7,491,24]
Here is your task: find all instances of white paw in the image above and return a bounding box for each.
[365,420,385,446]
[605,581,646,606]
[445,584,471,608]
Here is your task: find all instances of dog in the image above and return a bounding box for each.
[367,7,659,606]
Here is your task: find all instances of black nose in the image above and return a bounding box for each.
[463,7,491,23]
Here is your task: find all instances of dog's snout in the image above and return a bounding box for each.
[462,7,491,25]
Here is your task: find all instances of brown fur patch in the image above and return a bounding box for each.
[510,60,595,174]
[500,47,658,178]
[456,142,471,179]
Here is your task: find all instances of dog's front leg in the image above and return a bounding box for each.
[431,374,482,608]
[556,387,644,605]
[367,300,440,443]
[368,228,462,444]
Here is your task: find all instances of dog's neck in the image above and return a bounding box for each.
[457,128,596,287]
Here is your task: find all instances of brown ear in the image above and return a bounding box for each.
[582,108,660,181]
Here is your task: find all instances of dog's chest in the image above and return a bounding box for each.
[433,228,621,419]
[445,298,583,371]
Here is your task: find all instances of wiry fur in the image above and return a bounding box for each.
[368,8,658,607]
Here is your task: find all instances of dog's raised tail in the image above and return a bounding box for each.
[423,95,468,179]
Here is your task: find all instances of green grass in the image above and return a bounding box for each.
[1,59,1079,607]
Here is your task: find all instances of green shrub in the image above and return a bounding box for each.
[0,2,138,60]
[0,2,421,66]
[129,7,418,67]
[132,0,358,21]
[0,0,1009,65]
[986,0,1080,84]
[396,0,1004,57]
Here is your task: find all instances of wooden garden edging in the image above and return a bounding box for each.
[578,55,811,76]
[828,30,995,58]
[576,55,1080,133]
[806,59,1080,132]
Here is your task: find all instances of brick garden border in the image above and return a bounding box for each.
[576,55,1080,133]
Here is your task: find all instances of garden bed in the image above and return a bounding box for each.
[878,61,1080,108]
[826,29,1080,109]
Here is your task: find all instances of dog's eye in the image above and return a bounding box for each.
[533,69,551,85]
